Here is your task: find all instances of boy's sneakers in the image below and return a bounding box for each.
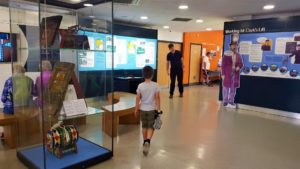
[179,93,183,98]
[143,142,150,156]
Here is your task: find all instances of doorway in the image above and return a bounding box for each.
[157,41,182,87]
[189,43,202,84]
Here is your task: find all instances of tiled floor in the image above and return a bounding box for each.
[1,85,300,169]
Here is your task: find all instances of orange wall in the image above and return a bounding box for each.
[183,30,224,84]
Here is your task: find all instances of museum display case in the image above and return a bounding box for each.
[8,0,114,168]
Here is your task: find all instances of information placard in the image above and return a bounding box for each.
[224,31,300,79]
[62,99,88,117]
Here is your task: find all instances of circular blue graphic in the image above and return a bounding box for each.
[279,66,288,74]
[242,67,250,74]
[261,64,269,71]
[270,64,278,72]
[251,65,259,72]
[290,69,298,77]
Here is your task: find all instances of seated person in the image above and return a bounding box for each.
[1,64,34,141]
[12,65,34,108]
[1,64,34,115]
[1,72,13,115]
[33,60,52,107]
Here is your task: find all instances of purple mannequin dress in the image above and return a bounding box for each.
[221,51,244,104]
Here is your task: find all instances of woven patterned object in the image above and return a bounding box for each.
[46,122,78,158]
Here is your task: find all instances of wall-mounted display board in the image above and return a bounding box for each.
[221,16,300,113]
[77,30,157,71]
[224,31,300,79]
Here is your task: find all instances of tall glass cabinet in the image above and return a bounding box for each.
[8,0,114,168]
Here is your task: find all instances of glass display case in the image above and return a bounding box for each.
[8,0,114,168]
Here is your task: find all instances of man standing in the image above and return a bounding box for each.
[166,43,184,99]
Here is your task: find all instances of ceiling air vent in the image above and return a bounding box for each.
[114,0,142,5]
[172,18,192,22]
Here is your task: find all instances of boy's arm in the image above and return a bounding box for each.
[155,91,161,112]
[135,93,141,116]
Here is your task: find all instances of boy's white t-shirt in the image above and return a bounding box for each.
[202,56,210,70]
[136,81,160,111]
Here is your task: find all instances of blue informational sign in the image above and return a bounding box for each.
[77,30,157,71]
[224,31,300,79]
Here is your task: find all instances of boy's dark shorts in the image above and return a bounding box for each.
[140,110,156,129]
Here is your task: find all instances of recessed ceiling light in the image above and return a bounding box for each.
[196,19,204,23]
[206,28,212,31]
[179,5,189,10]
[263,4,275,10]
[84,3,93,7]
[140,16,148,20]
[163,25,170,29]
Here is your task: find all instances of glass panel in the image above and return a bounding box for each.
[39,1,114,169]
[7,0,114,168]
[9,0,45,168]
[75,0,114,153]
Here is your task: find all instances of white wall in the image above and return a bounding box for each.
[158,29,183,43]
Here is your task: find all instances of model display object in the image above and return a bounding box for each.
[46,121,78,158]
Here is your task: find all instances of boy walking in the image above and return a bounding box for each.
[135,66,161,156]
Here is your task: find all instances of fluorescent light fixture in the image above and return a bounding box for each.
[84,3,93,7]
[163,25,170,29]
[140,16,148,20]
[206,28,212,31]
[70,0,81,2]
[179,5,189,10]
[263,4,275,10]
[89,15,95,18]
[196,19,204,23]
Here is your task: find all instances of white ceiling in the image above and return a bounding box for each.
[78,0,300,32]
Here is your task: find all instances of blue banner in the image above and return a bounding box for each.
[224,31,300,79]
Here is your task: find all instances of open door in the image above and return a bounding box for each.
[189,44,202,84]
[157,42,182,87]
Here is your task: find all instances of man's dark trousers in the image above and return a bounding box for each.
[170,68,184,96]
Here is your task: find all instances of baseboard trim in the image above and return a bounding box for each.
[238,104,300,120]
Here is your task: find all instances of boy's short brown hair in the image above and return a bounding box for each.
[142,66,154,79]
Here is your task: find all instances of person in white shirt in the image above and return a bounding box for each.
[202,52,212,86]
